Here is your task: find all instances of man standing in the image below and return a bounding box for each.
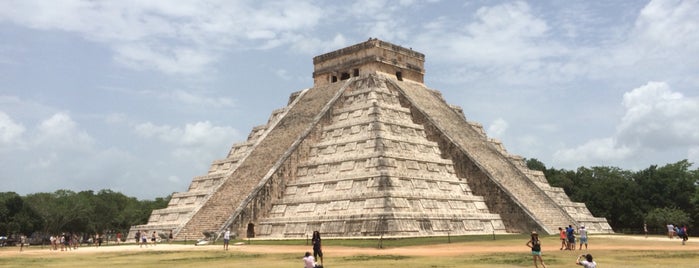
[566,225,576,250]
[578,225,588,250]
[223,229,231,250]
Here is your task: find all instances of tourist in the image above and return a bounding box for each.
[168,230,173,244]
[643,223,648,238]
[578,225,588,250]
[151,231,157,246]
[576,253,597,268]
[558,227,567,250]
[526,231,546,268]
[50,235,57,250]
[135,230,140,245]
[667,223,675,238]
[223,228,231,250]
[71,233,78,250]
[303,251,318,268]
[19,234,25,252]
[679,225,689,245]
[312,231,324,265]
[140,231,148,248]
[60,233,66,251]
[566,225,576,250]
[63,233,71,251]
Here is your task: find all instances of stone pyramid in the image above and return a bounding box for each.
[129,39,611,240]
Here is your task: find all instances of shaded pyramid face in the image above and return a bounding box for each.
[256,75,507,237]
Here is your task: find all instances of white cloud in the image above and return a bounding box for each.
[617,81,699,149]
[290,34,349,55]
[633,0,699,49]
[0,0,326,74]
[113,43,215,75]
[134,121,238,147]
[487,118,508,138]
[554,137,634,166]
[0,111,25,144]
[35,113,94,150]
[170,90,235,108]
[554,81,699,167]
[419,1,565,65]
[592,0,699,77]
[133,121,239,174]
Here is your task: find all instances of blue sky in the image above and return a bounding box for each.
[1,0,698,199]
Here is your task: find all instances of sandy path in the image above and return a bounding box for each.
[2,235,696,258]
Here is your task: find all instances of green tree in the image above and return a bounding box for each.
[645,207,690,230]
[0,192,43,236]
[634,160,696,212]
[566,166,643,231]
[525,158,546,171]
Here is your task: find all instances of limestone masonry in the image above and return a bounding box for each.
[129,39,612,240]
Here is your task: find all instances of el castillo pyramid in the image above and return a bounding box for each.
[129,39,611,240]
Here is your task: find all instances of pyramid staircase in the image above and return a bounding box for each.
[130,39,611,240]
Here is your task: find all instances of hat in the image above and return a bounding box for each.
[531,231,538,235]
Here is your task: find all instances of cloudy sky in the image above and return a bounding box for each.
[1,0,698,199]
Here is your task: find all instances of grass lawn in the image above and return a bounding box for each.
[1,234,697,267]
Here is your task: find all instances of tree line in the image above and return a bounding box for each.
[0,189,169,240]
[2,160,698,238]
[527,159,699,235]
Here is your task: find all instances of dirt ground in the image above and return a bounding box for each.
[2,235,696,258]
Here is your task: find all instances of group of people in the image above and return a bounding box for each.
[558,225,587,250]
[527,228,596,268]
[558,224,589,250]
[133,230,159,247]
[47,233,100,251]
[302,231,324,268]
[666,223,689,245]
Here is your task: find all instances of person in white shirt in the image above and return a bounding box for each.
[303,251,316,268]
[578,225,588,250]
[576,253,597,268]
[223,229,231,250]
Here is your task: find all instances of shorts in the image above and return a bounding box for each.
[568,237,575,244]
[531,251,541,256]
[579,237,588,244]
[223,238,230,243]
[314,247,323,257]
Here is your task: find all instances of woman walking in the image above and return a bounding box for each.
[526,231,546,268]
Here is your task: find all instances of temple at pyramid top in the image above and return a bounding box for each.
[312,38,425,85]
[129,39,611,241]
